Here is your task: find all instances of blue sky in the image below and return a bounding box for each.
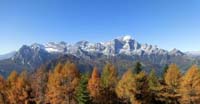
[0,0,200,54]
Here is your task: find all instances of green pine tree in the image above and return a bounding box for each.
[134,61,142,74]
[75,73,91,104]
[162,64,169,79]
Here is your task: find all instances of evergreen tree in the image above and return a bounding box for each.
[179,65,200,104]
[75,73,91,104]
[134,62,142,74]
[162,64,169,79]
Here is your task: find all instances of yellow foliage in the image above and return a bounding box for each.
[116,69,134,101]
[158,64,182,104]
[46,62,80,104]
[6,70,31,104]
[165,64,181,88]
[179,65,200,104]
[88,67,102,103]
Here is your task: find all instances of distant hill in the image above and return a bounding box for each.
[0,51,16,60]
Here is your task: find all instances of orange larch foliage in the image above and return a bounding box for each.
[158,64,182,104]
[180,65,200,104]
[6,70,31,104]
[88,67,102,103]
[46,62,79,104]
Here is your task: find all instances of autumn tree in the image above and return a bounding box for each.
[101,63,118,103]
[16,71,32,104]
[6,71,19,104]
[88,67,102,104]
[46,62,80,104]
[75,73,91,104]
[130,71,150,104]
[0,75,6,104]
[159,64,182,104]
[63,62,80,104]
[6,70,32,104]
[45,63,61,103]
[116,69,134,103]
[31,66,48,104]
[179,65,200,104]
[148,69,162,104]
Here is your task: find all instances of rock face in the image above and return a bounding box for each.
[11,45,54,69]
[0,35,197,76]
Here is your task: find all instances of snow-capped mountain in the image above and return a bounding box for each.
[0,35,196,76]
[11,35,189,68]
[22,35,182,57]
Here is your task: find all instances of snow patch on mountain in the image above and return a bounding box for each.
[121,35,132,41]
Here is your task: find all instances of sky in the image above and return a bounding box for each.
[0,0,200,54]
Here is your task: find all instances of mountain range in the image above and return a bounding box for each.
[0,35,199,77]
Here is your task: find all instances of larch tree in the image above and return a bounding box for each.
[6,70,32,104]
[16,70,32,104]
[179,65,200,104]
[88,67,102,104]
[116,70,150,104]
[62,62,80,104]
[0,75,6,104]
[101,63,118,104]
[115,69,134,103]
[46,62,80,104]
[46,63,66,104]
[159,64,182,104]
[31,66,48,104]
[6,70,19,104]
[148,69,162,104]
[130,71,150,104]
